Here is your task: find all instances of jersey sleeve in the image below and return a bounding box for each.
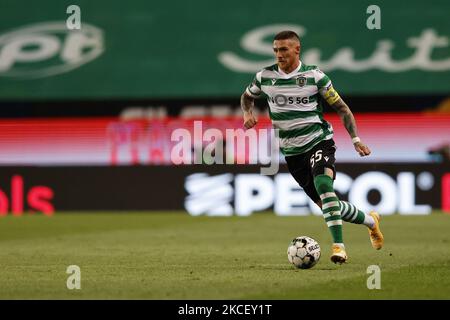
[245,71,263,98]
[314,68,341,105]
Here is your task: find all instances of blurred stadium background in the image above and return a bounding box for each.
[0,0,448,216]
[0,0,449,299]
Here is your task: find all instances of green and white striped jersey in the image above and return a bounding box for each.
[246,61,335,156]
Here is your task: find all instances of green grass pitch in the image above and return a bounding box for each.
[0,211,449,299]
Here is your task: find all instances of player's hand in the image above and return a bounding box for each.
[243,111,257,129]
[354,141,371,157]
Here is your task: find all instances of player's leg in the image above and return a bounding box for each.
[313,170,347,264]
[311,140,384,250]
[309,139,346,264]
[285,154,346,262]
[339,201,373,227]
[285,152,322,204]
[338,201,384,250]
[315,186,384,251]
[320,198,375,230]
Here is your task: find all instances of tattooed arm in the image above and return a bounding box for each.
[331,98,359,139]
[241,92,258,129]
[331,97,371,157]
[320,82,371,157]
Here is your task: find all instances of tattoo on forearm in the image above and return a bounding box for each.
[342,112,358,138]
[333,99,358,138]
[241,93,254,113]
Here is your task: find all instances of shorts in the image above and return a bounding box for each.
[284,139,337,204]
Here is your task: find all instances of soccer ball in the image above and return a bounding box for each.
[287,236,321,269]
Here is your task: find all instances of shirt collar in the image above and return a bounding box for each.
[278,61,302,76]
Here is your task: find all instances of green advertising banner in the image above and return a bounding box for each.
[0,0,449,99]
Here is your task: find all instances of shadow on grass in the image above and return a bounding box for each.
[251,264,336,271]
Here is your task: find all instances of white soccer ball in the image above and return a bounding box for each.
[287,236,321,269]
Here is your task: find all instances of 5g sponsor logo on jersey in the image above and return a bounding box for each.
[270,95,309,106]
[0,22,104,78]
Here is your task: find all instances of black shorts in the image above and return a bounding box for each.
[285,139,337,204]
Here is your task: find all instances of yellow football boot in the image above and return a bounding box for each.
[330,244,348,264]
[368,211,384,250]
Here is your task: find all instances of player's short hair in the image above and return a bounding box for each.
[273,30,300,42]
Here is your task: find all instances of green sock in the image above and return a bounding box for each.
[339,201,365,224]
[314,174,343,243]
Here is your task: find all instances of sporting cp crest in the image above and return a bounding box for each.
[296,76,307,87]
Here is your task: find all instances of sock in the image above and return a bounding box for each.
[363,214,376,229]
[339,201,375,228]
[314,174,343,243]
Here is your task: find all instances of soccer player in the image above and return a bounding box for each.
[240,30,384,264]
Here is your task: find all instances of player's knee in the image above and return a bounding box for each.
[313,173,333,194]
[312,165,335,179]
